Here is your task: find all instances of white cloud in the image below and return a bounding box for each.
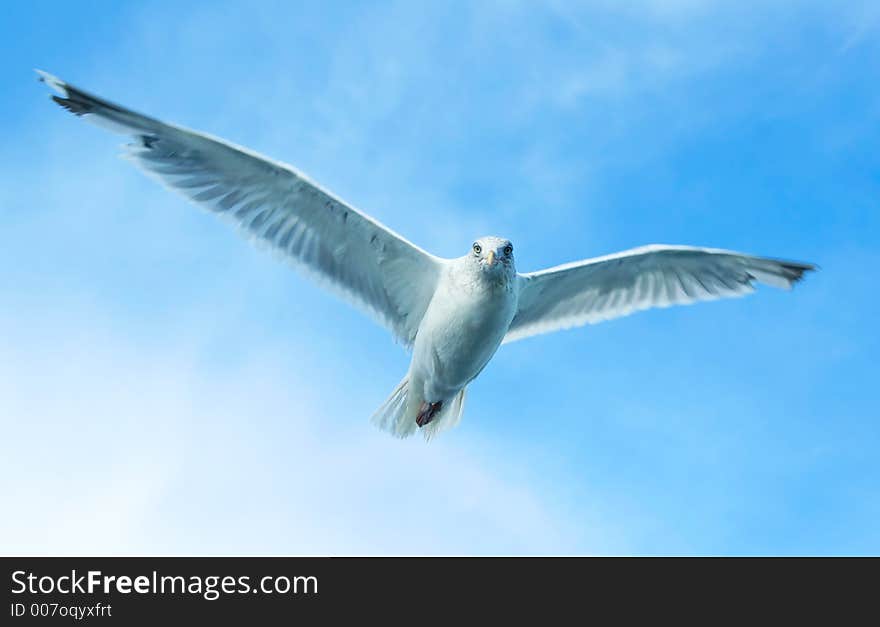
[0,302,606,555]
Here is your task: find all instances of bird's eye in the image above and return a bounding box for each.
[473,243,482,255]
[503,245,513,256]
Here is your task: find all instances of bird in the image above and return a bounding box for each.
[37,70,815,440]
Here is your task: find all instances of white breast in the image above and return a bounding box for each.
[410,259,518,401]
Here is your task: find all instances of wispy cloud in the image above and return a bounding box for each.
[0,307,603,554]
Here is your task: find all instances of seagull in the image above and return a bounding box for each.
[37,70,815,439]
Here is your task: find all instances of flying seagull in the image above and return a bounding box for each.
[37,70,815,439]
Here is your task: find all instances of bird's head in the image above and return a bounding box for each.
[469,236,516,278]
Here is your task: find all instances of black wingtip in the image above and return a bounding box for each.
[36,70,83,115]
[51,94,92,116]
[783,260,818,285]
[35,69,65,92]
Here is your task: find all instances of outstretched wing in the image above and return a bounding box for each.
[38,70,442,347]
[506,244,814,343]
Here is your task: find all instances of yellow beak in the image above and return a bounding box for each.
[486,250,495,266]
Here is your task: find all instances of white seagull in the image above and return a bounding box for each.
[38,71,815,439]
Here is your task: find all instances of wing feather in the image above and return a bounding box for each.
[506,244,814,342]
[38,70,442,347]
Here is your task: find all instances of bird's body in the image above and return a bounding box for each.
[398,240,519,436]
[37,71,815,440]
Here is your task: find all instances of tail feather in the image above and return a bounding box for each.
[370,377,417,438]
[371,377,467,440]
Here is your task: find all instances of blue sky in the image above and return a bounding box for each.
[1,0,878,555]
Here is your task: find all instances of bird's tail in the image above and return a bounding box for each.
[421,388,467,441]
[371,376,415,438]
[371,377,467,440]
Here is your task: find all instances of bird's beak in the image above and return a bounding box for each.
[486,250,495,267]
